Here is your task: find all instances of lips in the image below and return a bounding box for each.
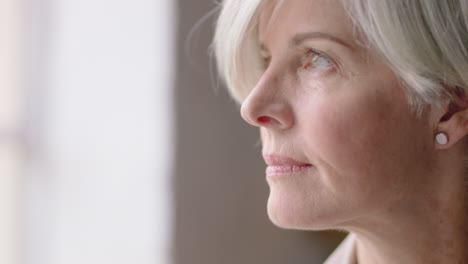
[263,154,311,166]
[263,154,313,177]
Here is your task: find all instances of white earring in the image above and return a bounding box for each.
[435,132,449,145]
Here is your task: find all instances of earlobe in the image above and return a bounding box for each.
[434,86,468,149]
[434,97,468,150]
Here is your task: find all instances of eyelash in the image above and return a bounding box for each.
[260,49,335,72]
[302,49,333,70]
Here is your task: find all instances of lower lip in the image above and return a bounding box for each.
[266,165,312,179]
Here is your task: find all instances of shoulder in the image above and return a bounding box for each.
[323,233,357,264]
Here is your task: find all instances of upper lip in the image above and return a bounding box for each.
[263,154,311,166]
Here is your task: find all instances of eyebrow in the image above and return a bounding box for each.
[259,31,352,53]
[290,31,352,49]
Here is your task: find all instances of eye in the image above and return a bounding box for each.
[259,47,271,70]
[261,56,271,69]
[302,50,332,70]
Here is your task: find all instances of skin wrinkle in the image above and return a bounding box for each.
[238,0,468,263]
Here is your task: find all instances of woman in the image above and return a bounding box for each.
[213,0,467,263]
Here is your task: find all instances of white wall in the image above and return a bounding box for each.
[24,0,175,263]
[0,0,21,262]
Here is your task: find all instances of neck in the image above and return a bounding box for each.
[347,171,467,264]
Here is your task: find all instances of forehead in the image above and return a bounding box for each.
[258,0,355,48]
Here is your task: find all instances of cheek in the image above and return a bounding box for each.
[298,89,418,195]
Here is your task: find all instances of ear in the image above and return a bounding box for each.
[435,86,468,150]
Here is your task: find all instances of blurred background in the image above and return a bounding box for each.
[0,0,345,263]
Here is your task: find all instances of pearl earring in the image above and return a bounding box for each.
[435,132,449,145]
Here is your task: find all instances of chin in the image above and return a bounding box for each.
[266,189,338,230]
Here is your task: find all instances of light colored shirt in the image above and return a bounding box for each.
[323,234,357,264]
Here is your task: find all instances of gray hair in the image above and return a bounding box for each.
[339,0,468,112]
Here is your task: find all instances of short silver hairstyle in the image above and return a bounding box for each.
[213,0,468,177]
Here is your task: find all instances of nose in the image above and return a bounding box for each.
[240,75,294,130]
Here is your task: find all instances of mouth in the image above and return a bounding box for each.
[263,154,313,178]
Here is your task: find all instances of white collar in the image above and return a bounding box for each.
[323,233,357,264]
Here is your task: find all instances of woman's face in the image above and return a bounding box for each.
[241,0,438,230]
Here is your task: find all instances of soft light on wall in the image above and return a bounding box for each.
[0,0,22,263]
[23,0,175,263]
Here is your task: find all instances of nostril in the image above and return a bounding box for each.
[257,116,280,127]
[257,116,271,123]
